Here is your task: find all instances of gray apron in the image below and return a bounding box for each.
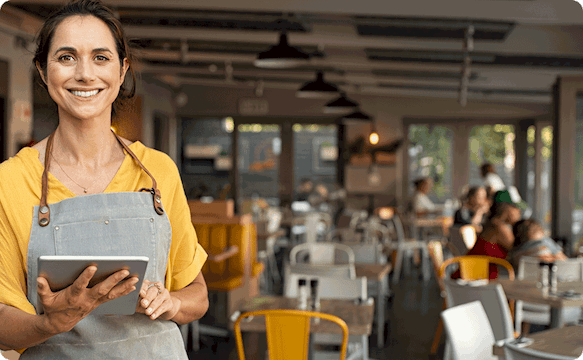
[21,131,188,359]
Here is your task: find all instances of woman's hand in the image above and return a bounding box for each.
[37,266,139,335]
[136,280,181,321]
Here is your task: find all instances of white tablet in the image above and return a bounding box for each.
[37,255,149,315]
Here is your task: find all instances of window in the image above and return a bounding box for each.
[468,124,515,189]
[293,124,337,200]
[408,125,453,203]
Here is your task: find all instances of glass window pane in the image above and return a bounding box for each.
[573,95,583,247]
[293,124,337,203]
[237,124,281,211]
[181,117,232,200]
[541,125,553,230]
[408,125,453,203]
[468,124,515,189]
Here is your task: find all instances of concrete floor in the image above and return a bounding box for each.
[189,265,447,360]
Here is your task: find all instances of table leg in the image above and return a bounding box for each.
[377,277,387,348]
[550,307,565,328]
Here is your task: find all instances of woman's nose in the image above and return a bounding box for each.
[74,59,96,82]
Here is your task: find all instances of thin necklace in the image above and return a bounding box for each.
[50,152,99,193]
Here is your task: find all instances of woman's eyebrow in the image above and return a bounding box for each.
[53,46,76,55]
[93,47,113,54]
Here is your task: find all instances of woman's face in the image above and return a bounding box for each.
[38,15,128,123]
[469,188,487,207]
[507,206,521,225]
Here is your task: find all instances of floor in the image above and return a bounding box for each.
[188,265,448,360]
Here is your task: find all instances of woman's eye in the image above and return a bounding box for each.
[95,55,110,61]
[58,54,74,62]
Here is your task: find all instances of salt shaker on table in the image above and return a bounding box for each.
[297,279,309,310]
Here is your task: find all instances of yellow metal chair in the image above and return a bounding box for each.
[439,255,515,281]
[234,309,349,360]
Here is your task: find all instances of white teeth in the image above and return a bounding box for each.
[71,90,99,97]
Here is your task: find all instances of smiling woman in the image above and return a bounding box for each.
[0,1,208,359]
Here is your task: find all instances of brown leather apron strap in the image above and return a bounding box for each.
[38,132,55,227]
[38,130,164,227]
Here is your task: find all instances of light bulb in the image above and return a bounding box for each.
[369,132,379,145]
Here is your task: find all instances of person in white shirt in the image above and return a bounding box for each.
[480,163,506,197]
[412,177,441,216]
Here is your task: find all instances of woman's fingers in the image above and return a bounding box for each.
[105,276,139,300]
[139,281,163,309]
[69,265,98,297]
[89,269,131,300]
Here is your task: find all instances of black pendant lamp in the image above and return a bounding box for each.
[323,93,359,114]
[254,32,310,69]
[296,71,339,99]
[339,109,372,124]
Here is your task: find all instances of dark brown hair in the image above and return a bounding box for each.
[32,0,136,117]
[480,163,495,177]
[512,219,541,248]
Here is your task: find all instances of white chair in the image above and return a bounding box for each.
[515,257,583,332]
[440,301,498,360]
[444,279,514,341]
[504,340,577,360]
[283,272,371,360]
[289,242,356,278]
[385,213,431,283]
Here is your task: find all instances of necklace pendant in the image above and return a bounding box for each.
[84,188,88,193]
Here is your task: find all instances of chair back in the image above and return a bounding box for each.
[503,341,577,360]
[460,225,477,249]
[440,301,496,360]
[444,279,514,341]
[290,242,355,267]
[234,309,349,360]
[428,241,447,294]
[284,270,367,300]
[449,225,477,256]
[440,255,515,281]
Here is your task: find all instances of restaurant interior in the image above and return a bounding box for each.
[3,0,583,359]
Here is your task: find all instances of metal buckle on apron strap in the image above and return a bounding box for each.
[140,188,164,215]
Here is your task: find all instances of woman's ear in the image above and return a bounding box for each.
[120,58,129,80]
[35,61,47,85]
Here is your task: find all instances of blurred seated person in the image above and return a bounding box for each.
[508,219,567,269]
[412,177,442,217]
[308,183,330,212]
[480,162,506,198]
[295,177,314,202]
[453,186,489,233]
[460,195,521,279]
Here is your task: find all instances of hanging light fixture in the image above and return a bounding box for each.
[369,121,379,145]
[296,71,339,98]
[323,93,359,114]
[339,109,372,124]
[254,32,310,69]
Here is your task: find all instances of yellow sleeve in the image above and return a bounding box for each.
[160,158,207,291]
[0,155,38,315]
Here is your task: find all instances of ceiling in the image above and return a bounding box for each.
[4,0,583,108]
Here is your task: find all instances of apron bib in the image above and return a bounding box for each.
[21,131,188,360]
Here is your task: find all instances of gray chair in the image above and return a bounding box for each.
[444,279,514,341]
[515,257,583,331]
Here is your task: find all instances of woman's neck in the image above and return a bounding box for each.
[53,121,122,168]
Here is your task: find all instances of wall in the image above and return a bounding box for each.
[138,77,178,162]
[0,31,34,157]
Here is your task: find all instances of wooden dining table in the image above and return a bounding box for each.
[493,325,583,359]
[232,295,374,336]
[497,279,583,328]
